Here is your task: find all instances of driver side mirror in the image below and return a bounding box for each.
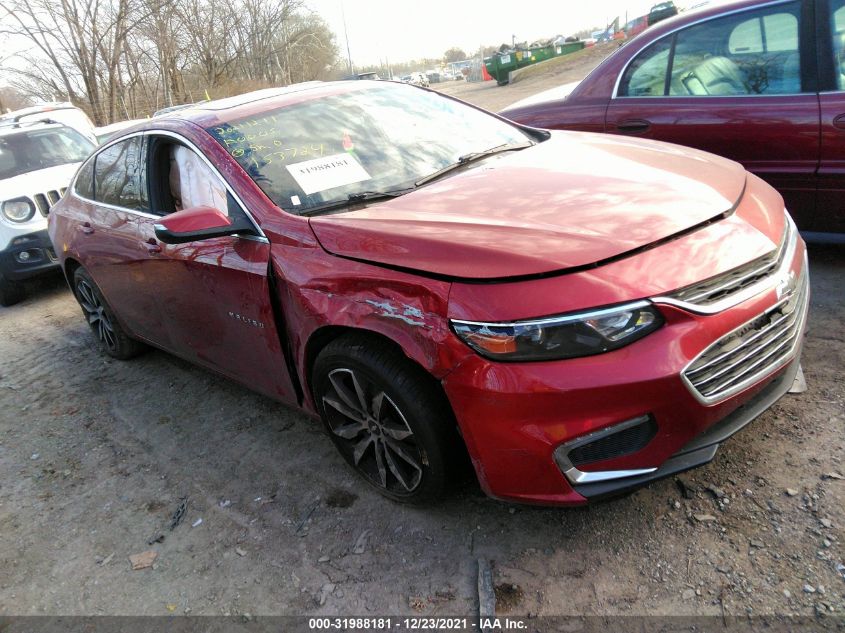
[154,206,257,244]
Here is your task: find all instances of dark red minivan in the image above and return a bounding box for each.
[49,81,808,506]
[502,0,845,239]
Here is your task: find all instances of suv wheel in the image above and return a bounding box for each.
[0,273,25,307]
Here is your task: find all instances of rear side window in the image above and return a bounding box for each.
[619,1,803,96]
[93,137,148,211]
[74,157,95,199]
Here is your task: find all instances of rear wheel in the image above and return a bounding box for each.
[312,334,457,504]
[72,267,146,359]
[0,272,25,307]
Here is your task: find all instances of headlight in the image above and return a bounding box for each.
[451,301,664,361]
[2,197,35,223]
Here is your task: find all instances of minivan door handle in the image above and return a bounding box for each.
[833,114,845,130]
[615,119,652,133]
[79,222,94,235]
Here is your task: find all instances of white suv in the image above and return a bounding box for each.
[0,121,96,306]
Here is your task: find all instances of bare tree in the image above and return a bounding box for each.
[0,0,145,124]
[1,0,339,123]
[176,0,239,89]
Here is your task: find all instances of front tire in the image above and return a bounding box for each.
[72,267,146,359]
[0,272,25,307]
[312,334,457,504]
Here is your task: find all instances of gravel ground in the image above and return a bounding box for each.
[1,47,843,619]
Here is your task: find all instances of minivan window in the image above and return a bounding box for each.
[93,137,148,211]
[619,1,803,96]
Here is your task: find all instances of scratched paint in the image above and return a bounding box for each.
[364,299,427,327]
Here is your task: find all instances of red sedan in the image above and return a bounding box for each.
[501,0,845,239]
[48,81,808,505]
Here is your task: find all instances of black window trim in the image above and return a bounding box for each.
[816,0,842,92]
[71,129,267,243]
[613,0,813,99]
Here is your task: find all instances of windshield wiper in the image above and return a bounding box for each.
[414,141,534,187]
[301,188,413,216]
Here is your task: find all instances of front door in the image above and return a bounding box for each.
[134,135,297,403]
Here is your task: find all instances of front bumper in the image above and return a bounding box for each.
[442,241,809,506]
[570,353,801,500]
[0,229,60,281]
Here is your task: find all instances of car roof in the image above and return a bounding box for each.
[0,102,78,121]
[161,80,389,129]
[625,0,780,44]
[663,0,765,22]
[0,120,68,138]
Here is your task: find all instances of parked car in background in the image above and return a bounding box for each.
[49,80,807,505]
[407,72,430,87]
[648,1,679,25]
[95,118,147,144]
[0,103,97,145]
[625,14,650,37]
[502,0,845,238]
[0,120,96,305]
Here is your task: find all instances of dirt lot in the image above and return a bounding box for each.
[433,42,619,112]
[1,46,844,621]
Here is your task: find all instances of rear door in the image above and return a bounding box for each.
[74,135,170,346]
[606,0,820,227]
[133,133,297,403]
[817,0,845,233]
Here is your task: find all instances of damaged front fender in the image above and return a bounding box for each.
[261,222,474,413]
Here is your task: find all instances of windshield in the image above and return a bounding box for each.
[0,127,95,180]
[206,83,532,214]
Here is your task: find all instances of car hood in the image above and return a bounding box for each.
[0,162,81,201]
[309,132,747,280]
[502,81,581,112]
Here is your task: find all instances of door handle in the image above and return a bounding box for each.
[833,114,845,130]
[143,238,162,254]
[615,119,651,133]
[80,222,94,235]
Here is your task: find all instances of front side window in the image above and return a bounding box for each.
[206,82,531,214]
[620,39,672,96]
[0,126,95,180]
[93,137,147,211]
[168,145,228,214]
[830,0,845,90]
[619,1,803,96]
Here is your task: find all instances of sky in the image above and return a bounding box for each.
[305,0,670,67]
[0,0,709,83]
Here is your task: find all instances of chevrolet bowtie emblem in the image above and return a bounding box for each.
[775,271,796,300]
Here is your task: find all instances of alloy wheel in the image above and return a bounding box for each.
[76,279,117,351]
[322,367,424,494]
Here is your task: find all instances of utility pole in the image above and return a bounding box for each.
[341,0,355,76]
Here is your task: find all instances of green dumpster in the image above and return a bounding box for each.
[484,41,584,86]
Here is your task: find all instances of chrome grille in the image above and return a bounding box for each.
[669,222,790,307]
[33,188,64,217]
[683,266,809,404]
